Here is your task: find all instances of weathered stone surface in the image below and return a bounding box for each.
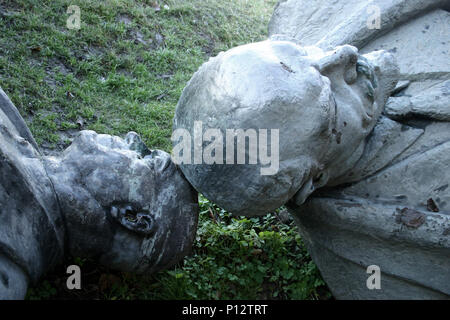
[330,116,424,185]
[267,0,450,299]
[0,87,198,299]
[288,197,450,299]
[171,0,450,299]
[395,121,450,163]
[269,0,367,48]
[0,88,38,150]
[0,93,65,288]
[0,254,28,300]
[268,0,449,50]
[385,79,450,121]
[328,135,450,214]
[361,9,450,79]
[44,130,199,275]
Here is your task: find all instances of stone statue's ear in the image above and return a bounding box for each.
[110,205,156,236]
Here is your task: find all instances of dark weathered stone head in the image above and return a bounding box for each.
[45,130,198,274]
[1,85,199,299]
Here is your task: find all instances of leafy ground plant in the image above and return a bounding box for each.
[27,197,331,300]
[1,0,331,299]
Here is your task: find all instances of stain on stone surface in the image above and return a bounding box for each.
[434,184,448,192]
[0,272,8,288]
[332,128,342,144]
[336,202,362,208]
[427,198,439,212]
[280,61,294,73]
[396,208,426,228]
[400,125,410,131]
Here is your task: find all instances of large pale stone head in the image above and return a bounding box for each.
[45,130,198,274]
[173,39,399,216]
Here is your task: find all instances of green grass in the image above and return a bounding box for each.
[0,0,275,152]
[1,0,331,299]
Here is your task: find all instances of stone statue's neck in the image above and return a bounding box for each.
[0,124,66,280]
[43,156,116,259]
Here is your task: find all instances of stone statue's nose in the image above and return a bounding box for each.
[145,150,173,173]
[316,45,358,74]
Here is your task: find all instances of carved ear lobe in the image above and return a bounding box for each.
[110,205,156,236]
